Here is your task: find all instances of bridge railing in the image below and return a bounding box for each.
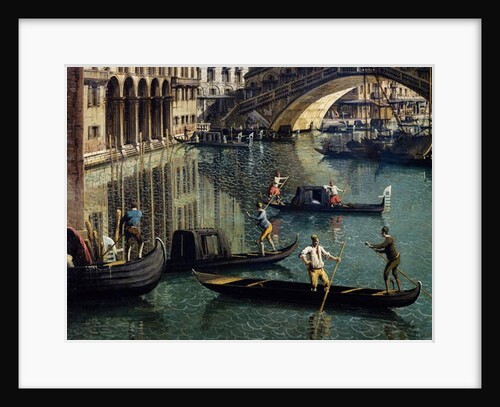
[237,67,430,114]
[239,67,345,114]
[370,67,430,99]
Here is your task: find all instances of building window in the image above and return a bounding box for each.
[235,70,241,83]
[88,125,101,139]
[207,67,215,82]
[222,68,229,82]
[191,115,195,123]
[210,88,217,95]
[87,85,101,107]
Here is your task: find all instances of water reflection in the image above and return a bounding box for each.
[73,132,432,340]
[308,313,333,340]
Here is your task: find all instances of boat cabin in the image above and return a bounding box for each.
[277,125,292,136]
[170,228,231,262]
[290,186,331,207]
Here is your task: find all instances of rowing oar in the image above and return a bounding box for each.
[263,176,289,210]
[366,244,432,299]
[318,241,347,313]
[340,184,348,201]
[100,231,125,260]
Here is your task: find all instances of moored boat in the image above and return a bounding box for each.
[192,270,421,309]
[314,146,354,158]
[183,131,253,148]
[67,237,167,299]
[165,228,299,273]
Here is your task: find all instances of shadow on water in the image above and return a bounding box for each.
[200,293,416,340]
[67,294,156,313]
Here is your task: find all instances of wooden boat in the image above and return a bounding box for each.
[180,131,252,148]
[67,237,167,299]
[165,228,299,273]
[192,270,421,309]
[314,146,354,158]
[264,186,391,214]
[259,131,297,142]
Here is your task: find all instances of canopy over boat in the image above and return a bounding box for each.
[165,228,299,272]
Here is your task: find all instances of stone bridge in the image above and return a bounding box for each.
[223,67,431,131]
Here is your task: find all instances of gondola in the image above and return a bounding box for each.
[314,147,354,158]
[165,228,299,273]
[180,131,253,148]
[192,270,421,309]
[264,186,391,214]
[185,139,251,148]
[67,237,167,299]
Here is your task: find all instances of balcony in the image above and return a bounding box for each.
[171,77,201,87]
[83,69,109,81]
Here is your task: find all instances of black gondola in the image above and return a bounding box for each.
[67,237,167,299]
[179,131,252,148]
[314,146,354,158]
[192,270,421,309]
[165,229,299,273]
[264,186,391,214]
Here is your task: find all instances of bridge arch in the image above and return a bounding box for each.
[273,75,378,131]
[272,74,425,131]
[228,67,431,132]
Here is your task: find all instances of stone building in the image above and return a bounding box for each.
[197,67,248,127]
[329,78,428,122]
[82,67,201,157]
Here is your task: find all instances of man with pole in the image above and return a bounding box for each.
[265,171,289,208]
[299,234,342,292]
[365,225,402,295]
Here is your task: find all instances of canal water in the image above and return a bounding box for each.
[67,131,432,340]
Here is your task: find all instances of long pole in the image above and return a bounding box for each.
[318,241,346,313]
[368,247,432,299]
[340,185,348,201]
[101,232,125,259]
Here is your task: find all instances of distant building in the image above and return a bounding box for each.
[329,79,428,123]
[197,67,248,128]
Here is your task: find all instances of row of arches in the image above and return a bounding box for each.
[105,76,173,145]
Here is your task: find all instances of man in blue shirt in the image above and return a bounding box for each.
[119,202,144,261]
[246,202,276,256]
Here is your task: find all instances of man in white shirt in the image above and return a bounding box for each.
[299,234,341,291]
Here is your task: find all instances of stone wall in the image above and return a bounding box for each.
[67,67,85,230]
